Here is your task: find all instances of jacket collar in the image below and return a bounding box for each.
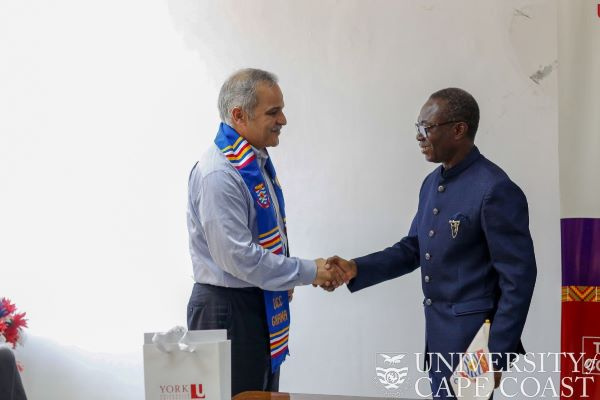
[439,146,481,181]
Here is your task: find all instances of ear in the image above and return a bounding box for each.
[453,122,469,141]
[231,107,247,127]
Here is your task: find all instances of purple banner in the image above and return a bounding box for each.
[561,218,600,285]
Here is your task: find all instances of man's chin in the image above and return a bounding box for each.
[268,136,280,147]
[424,154,436,163]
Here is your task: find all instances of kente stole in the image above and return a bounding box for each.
[214,122,290,372]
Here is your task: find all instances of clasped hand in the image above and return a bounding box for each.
[311,256,357,291]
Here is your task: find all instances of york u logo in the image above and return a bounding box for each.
[159,383,205,399]
[191,384,205,399]
[598,3,600,18]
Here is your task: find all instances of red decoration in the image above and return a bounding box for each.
[0,297,28,348]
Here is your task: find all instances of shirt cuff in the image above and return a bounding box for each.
[297,259,317,286]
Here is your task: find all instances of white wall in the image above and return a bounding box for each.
[0,0,559,399]
[558,0,600,219]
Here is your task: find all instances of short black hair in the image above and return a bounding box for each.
[429,88,480,140]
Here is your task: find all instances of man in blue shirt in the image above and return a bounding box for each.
[187,68,340,396]
[328,88,537,399]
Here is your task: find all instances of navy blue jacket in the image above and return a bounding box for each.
[349,146,536,374]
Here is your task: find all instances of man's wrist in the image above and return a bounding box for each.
[299,258,318,285]
[349,259,358,279]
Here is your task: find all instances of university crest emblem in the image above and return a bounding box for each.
[254,183,271,209]
[457,349,490,380]
[375,353,408,390]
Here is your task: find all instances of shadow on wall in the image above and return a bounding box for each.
[165,0,304,67]
[17,336,143,400]
[166,0,229,60]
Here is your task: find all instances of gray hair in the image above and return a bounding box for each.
[218,68,278,125]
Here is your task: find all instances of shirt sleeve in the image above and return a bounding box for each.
[482,179,537,369]
[197,170,316,291]
[347,212,421,292]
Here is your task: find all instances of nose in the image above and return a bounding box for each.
[416,131,425,141]
[278,111,287,126]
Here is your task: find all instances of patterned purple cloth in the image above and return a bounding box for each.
[561,218,600,285]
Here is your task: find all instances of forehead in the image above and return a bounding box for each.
[419,97,447,123]
[255,82,284,109]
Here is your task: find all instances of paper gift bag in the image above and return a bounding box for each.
[143,327,231,400]
[450,321,494,399]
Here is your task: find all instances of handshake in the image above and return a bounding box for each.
[311,256,357,291]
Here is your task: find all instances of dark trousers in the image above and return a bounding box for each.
[0,348,27,400]
[187,283,279,396]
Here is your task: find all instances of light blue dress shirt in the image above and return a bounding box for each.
[187,144,317,291]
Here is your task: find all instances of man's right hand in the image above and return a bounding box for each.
[326,255,358,284]
[312,258,345,288]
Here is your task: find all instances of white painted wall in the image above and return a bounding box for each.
[558,0,600,219]
[0,0,559,399]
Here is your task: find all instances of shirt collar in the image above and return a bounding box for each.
[439,146,481,181]
[252,146,269,168]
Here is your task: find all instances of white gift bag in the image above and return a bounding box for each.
[143,327,231,400]
[450,321,494,400]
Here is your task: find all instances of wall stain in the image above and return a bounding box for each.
[529,60,558,84]
[514,8,532,19]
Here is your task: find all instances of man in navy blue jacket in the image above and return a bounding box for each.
[328,88,537,399]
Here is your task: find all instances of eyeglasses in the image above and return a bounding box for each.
[415,120,464,137]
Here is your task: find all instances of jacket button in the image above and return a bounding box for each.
[425,253,431,260]
[425,298,432,306]
[438,185,445,192]
[429,230,435,237]
[433,208,439,215]
[424,275,430,283]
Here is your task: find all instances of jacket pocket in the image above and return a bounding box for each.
[452,297,495,316]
